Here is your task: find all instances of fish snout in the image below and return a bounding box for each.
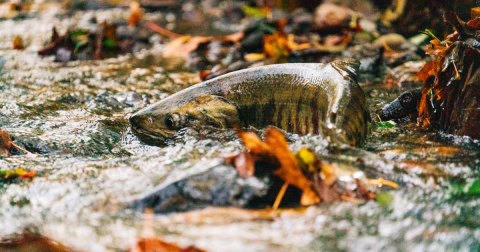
[129,112,167,145]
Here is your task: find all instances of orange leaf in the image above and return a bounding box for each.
[222,32,244,43]
[235,128,270,155]
[415,59,441,82]
[263,127,320,205]
[128,1,143,26]
[467,16,480,29]
[20,171,36,179]
[131,238,206,252]
[264,32,290,60]
[13,36,24,50]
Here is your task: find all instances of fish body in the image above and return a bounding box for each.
[130,60,370,146]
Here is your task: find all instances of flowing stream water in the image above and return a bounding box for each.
[0,6,480,252]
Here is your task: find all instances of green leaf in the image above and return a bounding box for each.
[376,121,396,128]
[467,180,480,195]
[103,39,117,48]
[377,192,394,207]
[242,6,267,18]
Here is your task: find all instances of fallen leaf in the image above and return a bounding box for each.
[415,58,441,83]
[0,168,36,181]
[264,31,290,61]
[244,53,265,61]
[233,152,255,178]
[128,1,143,26]
[131,238,206,252]
[263,127,320,205]
[0,128,13,156]
[376,192,394,206]
[235,128,270,156]
[131,209,207,252]
[163,36,212,59]
[13,36,24,50]
[38,27,76,62]
[222,32,244,43]
[472,7,480,20]
[0,231,73,252]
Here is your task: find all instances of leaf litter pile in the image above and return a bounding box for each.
[229,127,397,208]
[413,8,480,139]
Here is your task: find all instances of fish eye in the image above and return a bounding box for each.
[165,114,180,129]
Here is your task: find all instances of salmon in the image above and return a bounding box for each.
[130,59,370,146]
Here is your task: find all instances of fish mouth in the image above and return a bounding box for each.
[130,117,169,146]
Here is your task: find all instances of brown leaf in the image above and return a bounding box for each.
[13,36,24,50]
[263,127,320,205]
[426,40,449,57]
[38,27,75,61]
[0,231,74,252]
[163,36,212,59]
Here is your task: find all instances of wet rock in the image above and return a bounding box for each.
[389,61,425,88]
[124,92,142,105]
[342,43,383,82]
[285,8,314,34]
[373,33,406,52]
[314,3,358,33]
[12,136,54,155]
[128,160,268,214]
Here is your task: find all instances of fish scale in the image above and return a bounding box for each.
[130,59,370,146]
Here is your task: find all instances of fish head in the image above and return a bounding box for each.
[130,94,242,146]
[129,103,183,145]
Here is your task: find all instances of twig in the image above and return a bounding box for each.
[272,182,289,210]
[11,143,38,157]
[146,22,182,39]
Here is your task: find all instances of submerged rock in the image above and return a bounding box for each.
[128,160,268,213]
